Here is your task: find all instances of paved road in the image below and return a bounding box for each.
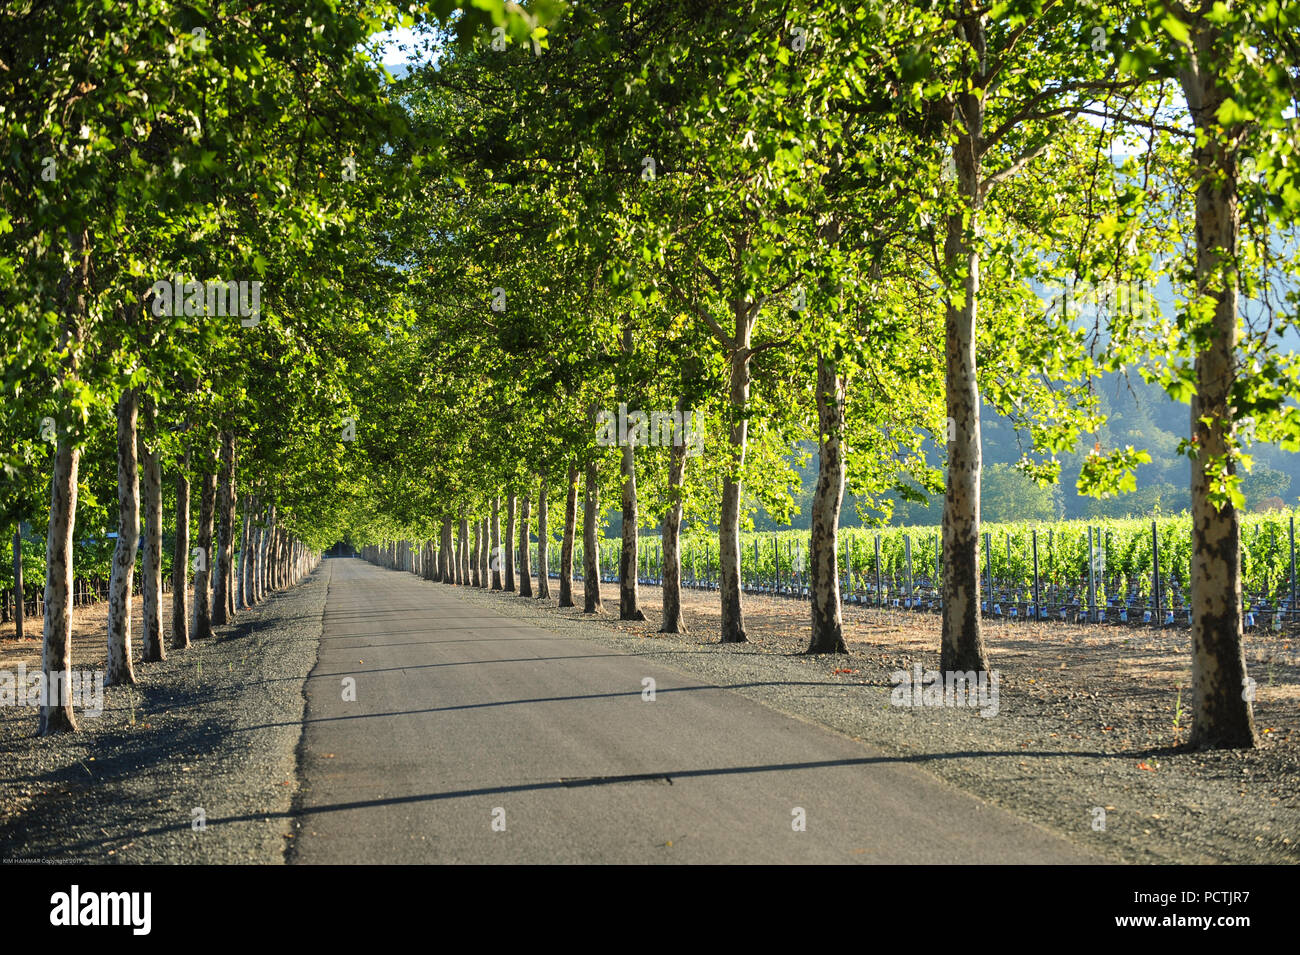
[290,559,1100,864]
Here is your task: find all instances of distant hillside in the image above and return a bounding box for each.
[745,371,1298,531]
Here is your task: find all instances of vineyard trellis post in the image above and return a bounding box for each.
[1105,531,1112,611]
[1048,527,1054,607]
[983,532,993,611]
[1151,521,1162,626]
[874,534,882,608]
[904,534,913,604]
[773,536,779,594]
[1087,526,1097,624]
[1290,516,1296,626]
[934,534,940,599]
[1032,529,1041,620]
[842,534,849,599]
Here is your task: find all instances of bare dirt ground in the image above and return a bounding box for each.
[0,591,185,676]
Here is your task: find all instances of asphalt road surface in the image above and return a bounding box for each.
[290,559,1100,864]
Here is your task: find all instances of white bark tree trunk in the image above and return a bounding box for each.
[106,388,140,686]
[477,517,488,587]
[504,492,517,592]
[471,520,481,587]
[237,495,252,610]
[194,465,216,639]
[459,514,470,584]
[441,516,454,583]
[660,401,688,634]
[940,71,991,675]
[490,497,502,590]
[807,353,847,653]
[619,442,645,620]
[518,494,533,597]
[41,433,79,733]
[559,465,578,607]
[536,473,550,599]
[140,401,164,663]
[1182,25,1258,749]
[719,334,752,643]
[11,525,23,642]
[171,447,190,649]
[213,431,235,624]
[583,459,602,614]
[40,228,88,734]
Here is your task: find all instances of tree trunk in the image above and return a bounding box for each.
[441,516,454,583]
[536,473,550,599]
[460,513,470,584]
[478,518,489,587]
[247,500,259,601]
[278,529,288,587]
[258,504,274,601]
[106,388,140,686]
[940,99,991,675]
[194,465,217,640]
[453,520,463,584]
[518,494,533,597]
[471,520,481,587]
[224,436,237,615]
[40,227,88,735]
[807,353,848,653]
[213,431,236,624]
[490,497,502,589]
[583,459,602,613]
[504,492,517,592]
[660,400,689,634]
[140,403,165,663]
[41,431,80,734]
[260,514,270,585]
[452,527,460,583]
[237,496,251,610]
[619,442,646,620]
[12,526,23,642]
[719,336,752,643]
[1183,31,1258,749]
[559,464,578,607]
[171,449,190,649]
[279,527,289,587]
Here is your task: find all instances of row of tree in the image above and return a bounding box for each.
[5,1,1299,751]
[0,0,543,733]
[339,0,1299,752]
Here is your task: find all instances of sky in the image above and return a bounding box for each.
[372,26,436,69]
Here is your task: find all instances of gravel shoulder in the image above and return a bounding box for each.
[439,573,1299,865]
[0,568,327,865]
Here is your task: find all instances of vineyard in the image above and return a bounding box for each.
[12,511,1300,634]
[0,532,181,626]
[524,513,1300,630]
